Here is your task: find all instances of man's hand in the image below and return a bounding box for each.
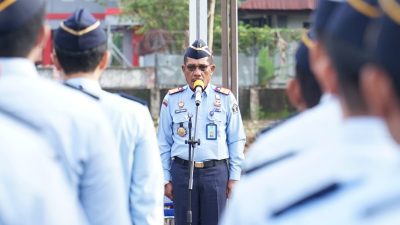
[165,182,174,200]
[226,180,237,198]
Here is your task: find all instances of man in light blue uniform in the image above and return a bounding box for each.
[53,8,164,225]
[0,109,88,225]
[158,39,246,225]
[0,1,130,225]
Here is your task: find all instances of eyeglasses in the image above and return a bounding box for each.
[186,64,210,72]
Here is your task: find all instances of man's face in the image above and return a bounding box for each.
[182,57,215,89]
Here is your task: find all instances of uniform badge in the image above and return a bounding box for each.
[206,123,217,140]
[175,101,187,114]
[177,126,187,137]
[214,99,221,107]
[232,103,238,113]
[162,99,168,107]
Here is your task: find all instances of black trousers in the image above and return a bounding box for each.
[171,160,229,225]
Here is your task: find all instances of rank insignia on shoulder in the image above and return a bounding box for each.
[168,87,185,95]
[214,87,231,95]
[162,99,168,107]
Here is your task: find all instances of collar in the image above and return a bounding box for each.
[64,77,102,93]
[0,58,38,78]
[320,93,338,104]
[186,83,212,98]
[341,116,395,145]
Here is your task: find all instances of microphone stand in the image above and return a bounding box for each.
[185,102,200,225]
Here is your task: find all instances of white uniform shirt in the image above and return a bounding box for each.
[0,113,88,225]
[0,58,130,225]
[244,94,342,172]
[220,116,400,225]
[65,78,164,225]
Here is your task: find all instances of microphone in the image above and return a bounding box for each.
[193,80,205,106]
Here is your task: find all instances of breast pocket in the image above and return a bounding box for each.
[172,114,189,139]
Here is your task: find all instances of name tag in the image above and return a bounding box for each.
[206,123,217,140]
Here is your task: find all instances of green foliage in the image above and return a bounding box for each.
[255,106,292,120]
[116,0,303,55]
[257,47,275,86]
[120,0,189,33]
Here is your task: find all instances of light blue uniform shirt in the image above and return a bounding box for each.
[220,116,400,225]
[0,58,130,225]
[158,84,246,182]
[0,113,88,225]
[65,78,164,225]
[243,94,342,172]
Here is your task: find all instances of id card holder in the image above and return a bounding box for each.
[206,123,217,140]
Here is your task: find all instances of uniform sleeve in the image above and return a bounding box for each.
[157,94,174,182]
[226,93,246,180]
[129,106,164,225]
[79,114,131,225]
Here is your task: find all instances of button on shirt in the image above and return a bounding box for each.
[244,94,342,172]
[0,58,130,225]
[158,84,246,182]
[65,78,164,225]
[0,114,88,225]
[220,116,400,225]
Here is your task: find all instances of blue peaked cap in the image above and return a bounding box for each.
[295,32,315,79]
[185,39,212,59]
[327,0,381,50]
[0,0,45,34]
[373,0,400,87]
[311,0,345,39]
[54,8,107,51]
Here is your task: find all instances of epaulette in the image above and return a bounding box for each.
[117,92,148,106]
[63,83,100,100]
[0,107,41,132]
[214,86,231,95]
[256,113,299,138]
[168,87,185,95]
[271,182,342,218]
[244,152,297,175]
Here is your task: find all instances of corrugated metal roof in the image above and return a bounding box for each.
[240,0,316,10]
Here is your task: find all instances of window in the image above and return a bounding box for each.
[277,15,288,28]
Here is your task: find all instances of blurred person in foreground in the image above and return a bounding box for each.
[256,31,322,138]
[242,0,345,174]
[221,0,400,224]
[0,1,130,225]
[0,108,88,225]
[53,8,164,225]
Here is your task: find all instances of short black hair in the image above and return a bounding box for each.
[0,6,45,57]
[54,43,107,75]
[326,36,369,113]
[295,64,322,108]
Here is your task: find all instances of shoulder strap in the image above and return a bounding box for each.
[63,83,100,100]
[168,87,185,95]
[117,92,148,106]
[0,107,41,132]
[214,86,231,95]
[244,151,297,175]
[271,182,342,218]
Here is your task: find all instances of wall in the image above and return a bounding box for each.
[38,68,293,120]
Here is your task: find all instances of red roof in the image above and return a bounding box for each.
[240,0,316,10]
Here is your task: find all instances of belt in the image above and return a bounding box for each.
[173,157,227,169]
